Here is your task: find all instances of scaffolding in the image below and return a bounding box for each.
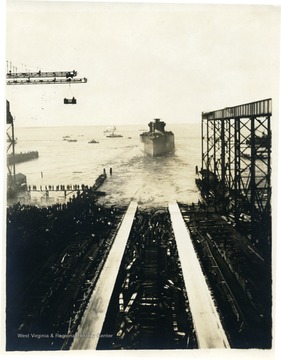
[6,100,16,190]
[200,98,272,249]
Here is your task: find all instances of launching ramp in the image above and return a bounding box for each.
[71,201,138,350]
[169,202,230,348]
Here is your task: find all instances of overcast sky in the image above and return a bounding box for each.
[5,0,280,127]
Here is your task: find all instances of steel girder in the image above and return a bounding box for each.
[201,99,272,246]
[6,100,16,184]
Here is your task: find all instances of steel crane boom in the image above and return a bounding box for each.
[6,70,87,85]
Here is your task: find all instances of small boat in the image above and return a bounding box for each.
[88,139,99,144]
[67,139,77,142]
[107,133,123,138]
[104,126,123,138]
[64,97,77,105]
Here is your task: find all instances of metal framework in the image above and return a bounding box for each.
[6,70,87,85]
[7,78,87,85]
[7,70,78,78]
[6,100,16,187]
[201,98,271,247]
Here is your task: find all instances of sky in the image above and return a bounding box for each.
[4,0,281,127]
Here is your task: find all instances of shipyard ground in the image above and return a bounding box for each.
[6,192,271,350]
[179,203,271,349]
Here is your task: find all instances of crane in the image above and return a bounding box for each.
[7,70,78,78]
[6,70,87,85]
[6,68,87,197]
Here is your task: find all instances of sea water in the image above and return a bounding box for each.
[10,123,201,208]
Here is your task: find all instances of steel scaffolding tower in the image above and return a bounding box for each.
[200,98,272,248]
[6,100,16,187]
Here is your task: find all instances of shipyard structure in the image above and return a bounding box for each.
[197,98,272,252]
[140,118,175,156]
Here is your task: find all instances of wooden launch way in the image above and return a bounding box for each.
[71,201,138,350]
[169,202,230,348]
[70,201,229,350]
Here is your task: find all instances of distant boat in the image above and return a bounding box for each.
[107,133,123,138]
[88,139,99,144]
[67,139,77,142]
[105,126,123,138]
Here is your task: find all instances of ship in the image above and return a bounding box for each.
[106,132,123,138]
[140,118,175,156]
[104,126,123,138]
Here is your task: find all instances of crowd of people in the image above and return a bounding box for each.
[6,180,125,351]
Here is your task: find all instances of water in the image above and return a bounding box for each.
[11,123,201,208]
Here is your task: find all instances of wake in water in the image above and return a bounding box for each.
[98,147,201,209]
[10,124,201,208]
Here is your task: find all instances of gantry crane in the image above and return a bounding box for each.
[6,69,87,196]
[6,70,87,86]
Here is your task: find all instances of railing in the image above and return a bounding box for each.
[202,98,272,120]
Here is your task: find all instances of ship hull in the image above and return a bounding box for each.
[140,133,175,156]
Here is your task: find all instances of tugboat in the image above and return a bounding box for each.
[104,126,123,138]
[140,118,175,156]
